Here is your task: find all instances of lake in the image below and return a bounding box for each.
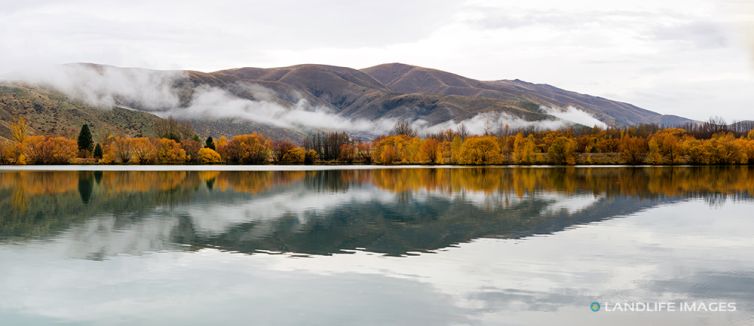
[0,167,753,325]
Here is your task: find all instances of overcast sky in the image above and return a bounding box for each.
[0,0,752,121]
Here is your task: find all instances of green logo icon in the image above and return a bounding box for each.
[590,301,601,312]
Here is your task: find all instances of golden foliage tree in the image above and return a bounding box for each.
[129,138,157,164]
[282,147,306,164]
[618,135,648,164]
[512,133,536,164]
[22,136,77,164]
[155,138,188,164]
[10,117,29,143]
[547,136,577,165]
[647,128,686,164]
[197,147,223,164]
[221,133,272,164]
[459,136,504,164]
[419,138,440,164]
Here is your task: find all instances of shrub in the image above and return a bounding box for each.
[197,147,223,164]
[22,136,77,164]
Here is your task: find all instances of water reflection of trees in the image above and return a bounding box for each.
[2,167,754,213]
[1,167,753,255]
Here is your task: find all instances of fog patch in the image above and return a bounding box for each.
[416,106,605,135]
[1,63,183,110]
[162,85,397,134]
[1,63,397,134]
[541,106,607,129]
[1,64,606,136]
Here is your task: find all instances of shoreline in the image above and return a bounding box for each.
[0,164,741,171]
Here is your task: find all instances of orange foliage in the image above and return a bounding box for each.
[618,135,648,164]
[371,135,417,164]
[197,148,223,164]
[459,136,503,164]
[22,136,77,164]
[155,138,188,164]
[221,133,272,164]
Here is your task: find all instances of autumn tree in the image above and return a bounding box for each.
[338,143,355,163]
[0,140,16,164]
[709,133,747,164]
[356,142,372,164]
[129,138,157,164]
[180,139,202,163]
[450,135,463,164]
[618,135,648,164]
[647,128,685,164]
[22,136,77,164]
[304,149,318,165]
[419,138,440,164]
[273,140,297,163]
[222,133,272,164]
[103,137,132,164]
[197,147,223,164]
[371,135,416,164]
[282,147,306,164]
[11,117,29,143]
[512,133,536,164]
[547,136,577,165]
[459,136,503,164]
[155,138,188,164]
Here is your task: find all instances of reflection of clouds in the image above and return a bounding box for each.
[0,248,469,325]
[538,192,602,214]
[181,187,602,239]
[0,200,752,324]
[62,213,180,259]
[181,185,397,236]
[414,188,602,214]
[264,200,754,325]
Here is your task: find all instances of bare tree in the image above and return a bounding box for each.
[391,121,417,137]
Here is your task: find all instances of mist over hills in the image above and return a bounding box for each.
[0,62,694,141]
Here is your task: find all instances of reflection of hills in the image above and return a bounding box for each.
[0,167,752,257]
[173,192,673,256]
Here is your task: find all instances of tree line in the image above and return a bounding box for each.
[2,117,754,165]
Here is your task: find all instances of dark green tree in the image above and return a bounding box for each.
[77,124,94,156]
[93,143,103,160]
[205,136,216,150]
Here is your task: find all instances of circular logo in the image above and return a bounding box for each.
[590,301,601,312]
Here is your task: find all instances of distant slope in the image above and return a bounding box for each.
[0,83,164,142]
[361,63,692,127]
[0,63,696,141]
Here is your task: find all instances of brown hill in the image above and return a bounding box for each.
[361,63,690,127]
[0,83,164,142]
[0,63,695,142]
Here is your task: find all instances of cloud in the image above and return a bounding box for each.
[417,106,606,135]
[165,85,397,134]
[2,63,606,136]
[541,106,607,129]
[2,63,183,110]
[1,63,400,134]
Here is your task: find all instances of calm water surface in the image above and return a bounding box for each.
[0,167,753,325]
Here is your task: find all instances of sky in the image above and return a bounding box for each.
[0,0,752,122]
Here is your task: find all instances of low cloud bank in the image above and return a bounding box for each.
[541,106,607,129]
[2,64,607,136]
[416,106,606,135]
[2,64,183,110]
[168,85,397,133]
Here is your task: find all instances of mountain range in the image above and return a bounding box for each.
[0,63,694,142]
